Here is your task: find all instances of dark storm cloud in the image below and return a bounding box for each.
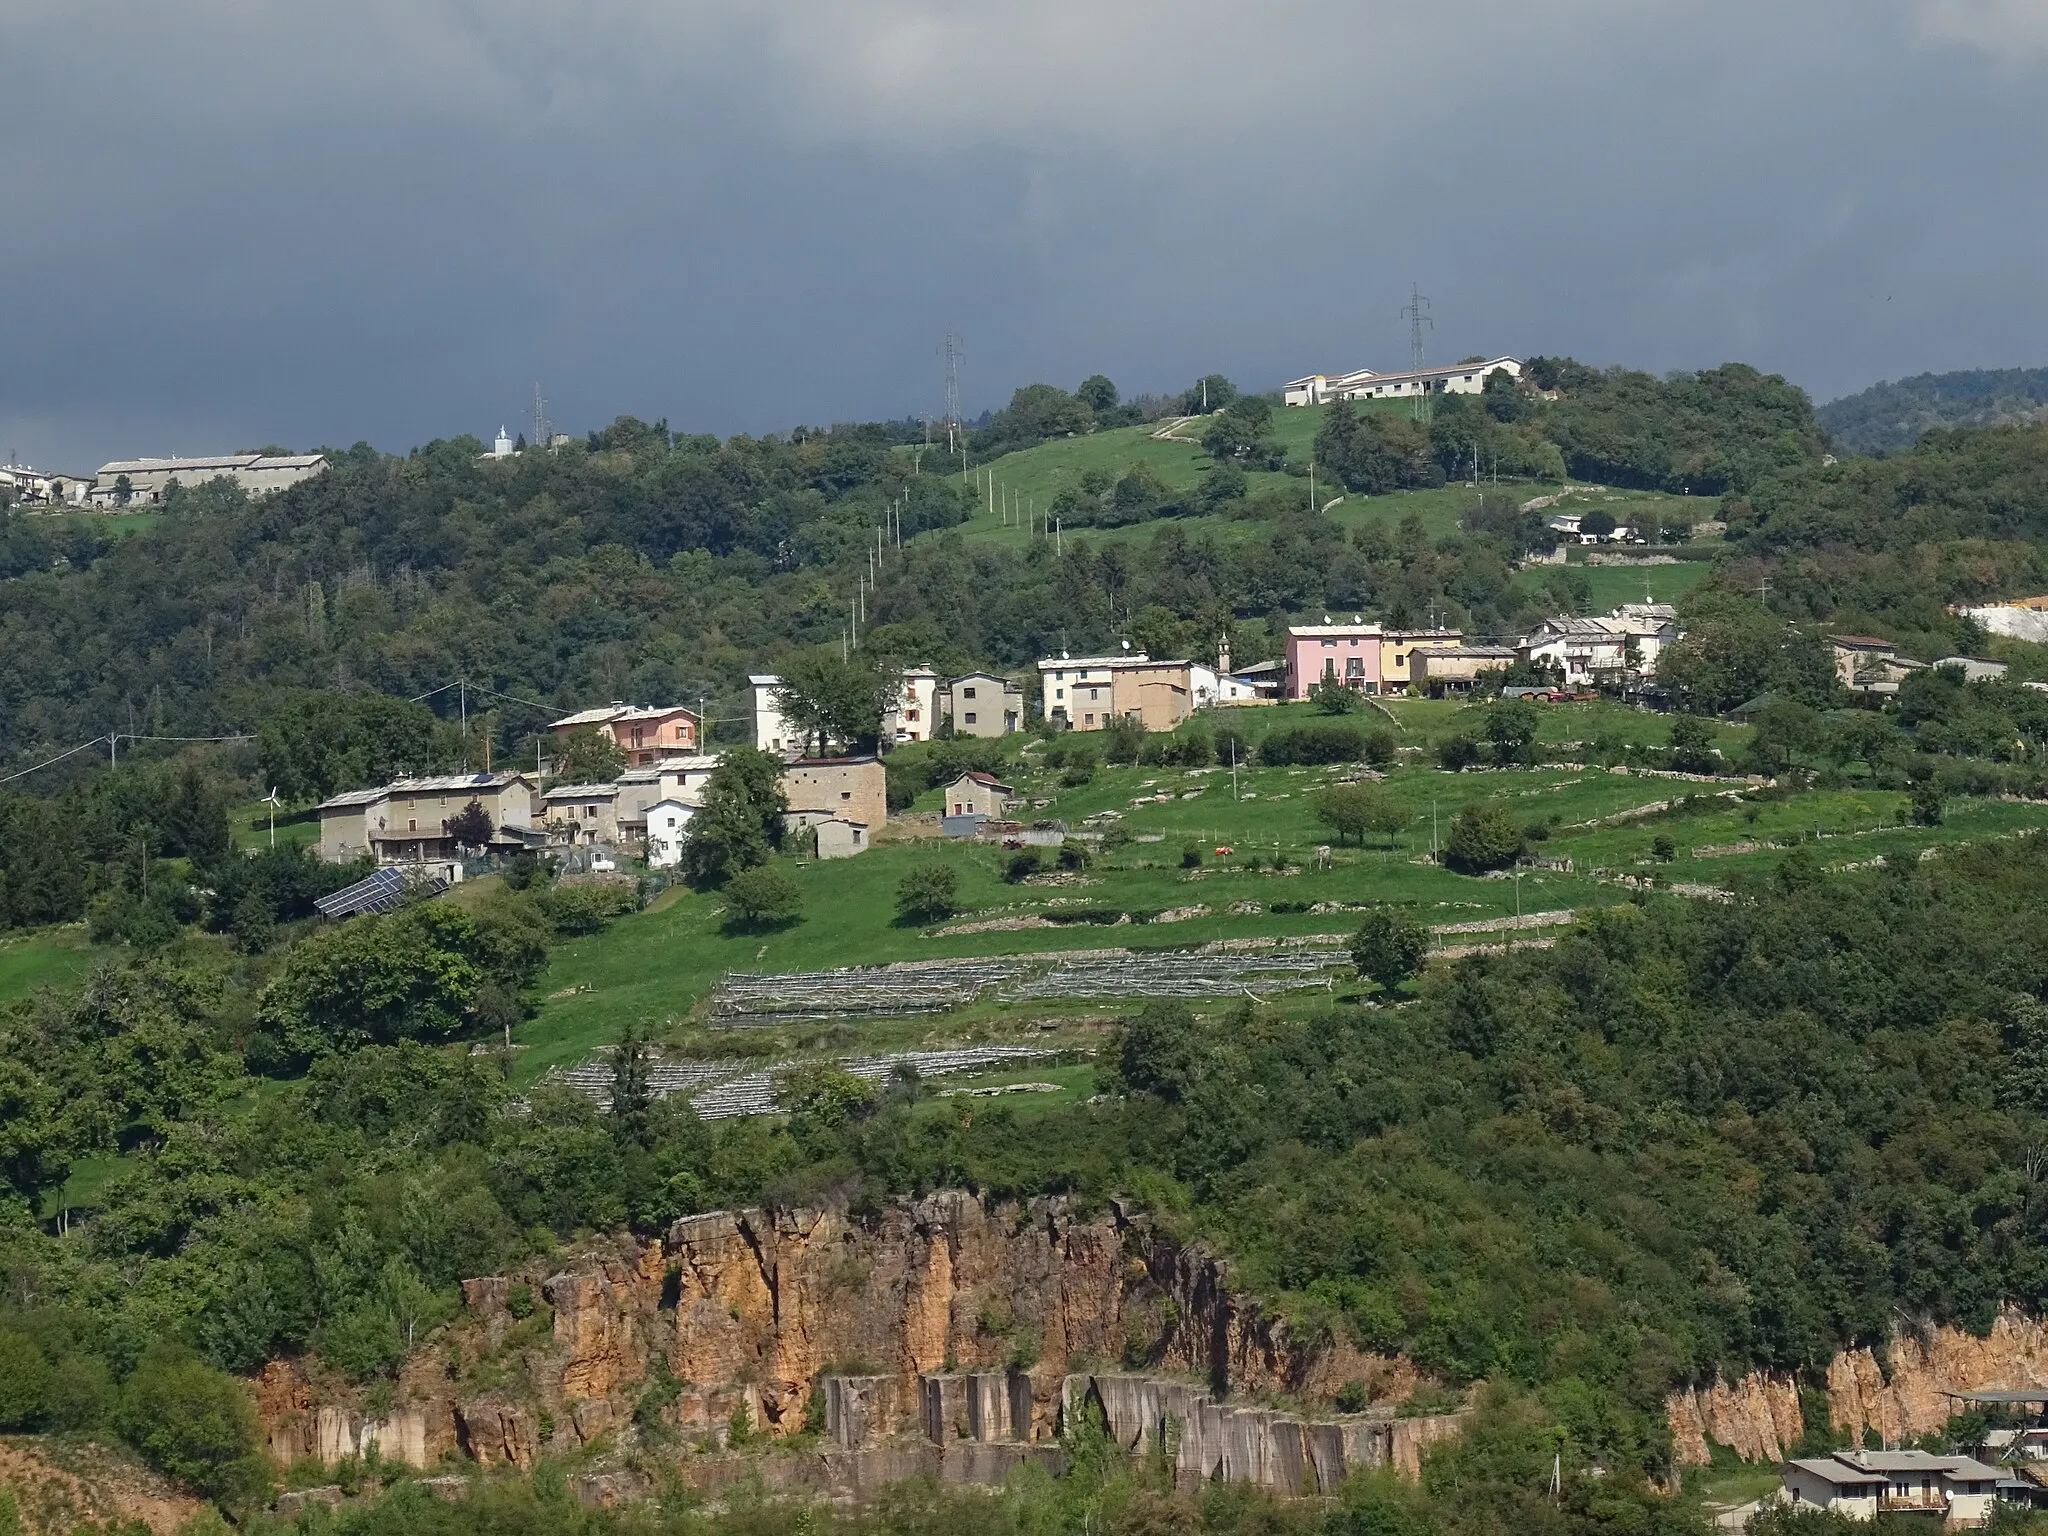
[2,0,2046,470]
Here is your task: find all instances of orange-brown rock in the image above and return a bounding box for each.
[1668,1308,2048,1465]
[545,1241,664,1400]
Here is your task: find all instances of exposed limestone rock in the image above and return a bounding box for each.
[1067,1372,1466,1493]
[258,1189,1460,1498]
[1667,1309,2048,1465]
[1667,1372,1804,1465]
[545,1242,664,1400]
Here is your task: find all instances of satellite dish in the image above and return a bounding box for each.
[1121,638,1131,651]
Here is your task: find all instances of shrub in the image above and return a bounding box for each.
[1057,841,1093,872]
[1309,678,1358,714]
[1260,725,1369,766]
[1005,848,1044,883]
[538,880,638,935]
[896,863,961,924]
[0,1329,50,1429]
[1181,842,1204,869]
[1445,803,1523,874]
[116,1343,263,1500]
[721,865,804,929]
[1437,736,1482,772]
[1352,911,1429,994]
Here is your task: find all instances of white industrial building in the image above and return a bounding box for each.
[1284,357,1522,408]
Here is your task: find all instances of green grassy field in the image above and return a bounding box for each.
[938,408,1721,559]
[0,928,94,1001]
[230,798,320,851]
[514,714,2048,1087]
[1524,560,1714,610]
[40,510,156,538]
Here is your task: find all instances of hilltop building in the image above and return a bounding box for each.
[1283,358,1521,408]
[87,453,327,507]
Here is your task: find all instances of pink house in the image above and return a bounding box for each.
[1285,622,1383,699]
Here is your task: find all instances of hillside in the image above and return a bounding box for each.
[1819,366,2048,456]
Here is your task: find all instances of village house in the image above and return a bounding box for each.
[87,452,328,506]
[944,771,1014,819]
[315,772,538,864]
[885,667,941,743]
[1518,606,1677,688]
[751,674,799,755]
[643,798,696,869]
[542,783,620,846]
[1038,653,1137,729]
[786,815,870,859]
[1412,645,1517,697]
[1283,357,1522,408]
[548,703,699,766]
[1380,629,1465,694]
[612,755,719,845]
[1783,1449,2002,1527]
[939,673,1024,736]
[781,756,887,842]
[1936,655,2009,683]
[0,462,89,506]
[1283,621,1381,698]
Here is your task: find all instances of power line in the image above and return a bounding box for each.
[0,736,108,785]
[1401,283,1434,423]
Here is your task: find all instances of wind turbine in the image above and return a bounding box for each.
[262,787,282,849]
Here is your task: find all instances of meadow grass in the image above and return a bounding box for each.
[230,798,320,852]
[0,928,94,1001]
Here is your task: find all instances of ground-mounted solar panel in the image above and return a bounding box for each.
[315,865,446,919]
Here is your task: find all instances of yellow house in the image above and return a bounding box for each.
[1378,630,1463,695]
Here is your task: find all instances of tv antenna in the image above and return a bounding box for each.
[1400,284,1433,421]
[939,327,964,453]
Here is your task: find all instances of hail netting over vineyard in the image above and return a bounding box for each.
[706,945,1352,1024]
[710,956,1038,1023]
[549,1045,1060,1118]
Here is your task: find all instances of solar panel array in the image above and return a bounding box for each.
[314,865,402,917]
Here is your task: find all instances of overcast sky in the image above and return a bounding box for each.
[5,0,2048,470]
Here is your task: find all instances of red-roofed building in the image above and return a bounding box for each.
[945,771,1015,819]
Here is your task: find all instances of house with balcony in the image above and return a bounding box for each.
[1783,1449,2002,1527]
[315,772,539,864]
[548,703,699,766]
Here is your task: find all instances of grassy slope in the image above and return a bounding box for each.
[938,406,1722,561]
[229,799,320,852]
[0,928,94,1002]
[513,700,2048,1085]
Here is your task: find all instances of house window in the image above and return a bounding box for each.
[964,686,976,699]
[1089,688,1100,701]
[841,790,851,800]
[408,819,417,831]
[1056,688,1065,699]
[1322,639,1335,648]
[586,805,596,818]
[965,712,976,724]
[1346,658,1363,677]
[1085,713,1095,725]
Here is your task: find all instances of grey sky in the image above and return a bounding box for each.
[4,0,2047,471]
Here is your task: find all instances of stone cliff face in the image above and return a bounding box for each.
[1667,1309,2048,1465]
[257,1191,1449,1496]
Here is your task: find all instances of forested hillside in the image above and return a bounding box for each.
[1819,367,2048,456]
[0,360,1815,778]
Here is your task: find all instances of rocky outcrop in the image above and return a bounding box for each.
[254,1359,458,1471]
[1068,1373,1465,1493]
[257,1190,1463,1497]
[1668,1309,2048,1465]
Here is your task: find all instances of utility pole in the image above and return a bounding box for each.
[940,326,964,453]
[1401,284,1433,422]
